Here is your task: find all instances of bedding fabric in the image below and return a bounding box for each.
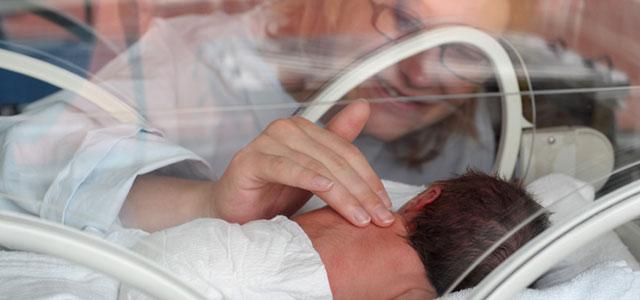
[0,228,147,300]
[438,260,640,300]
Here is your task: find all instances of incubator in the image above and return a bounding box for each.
[0,0,639,299]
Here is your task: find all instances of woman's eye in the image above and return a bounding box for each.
[450,47,486,62]
[394,10,421,32]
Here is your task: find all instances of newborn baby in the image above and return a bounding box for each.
[119,171,549,299]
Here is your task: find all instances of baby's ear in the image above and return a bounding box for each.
[404,186,441,212]
[399,186,441,223]
[416,186,441,209]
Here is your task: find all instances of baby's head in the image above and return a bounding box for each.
[296,171,550,299]
[403,171,551,294]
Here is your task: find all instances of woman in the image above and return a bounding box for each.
[265,0,504,184]
[0,0,510,232]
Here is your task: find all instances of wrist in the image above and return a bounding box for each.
[202,180,220,219]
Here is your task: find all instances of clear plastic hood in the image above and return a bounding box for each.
[0,1,639,299]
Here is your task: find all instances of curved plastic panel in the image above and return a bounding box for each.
[0,48,143,123]
[0,212,205,300]
[469,179,640,299]
[297,26,524,179]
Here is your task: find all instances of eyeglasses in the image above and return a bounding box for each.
[548,39,617,83]
[369,0,494,84]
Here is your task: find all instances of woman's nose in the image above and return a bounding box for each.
[398,51,442,88]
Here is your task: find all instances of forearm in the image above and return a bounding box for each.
[120,174,216,232]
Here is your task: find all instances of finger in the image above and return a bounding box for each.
[317,100,393,209]
[313,182,374,227]
[254,154,374,226]
[251,135,380,226]
[251,134,338,186]
[267,119,394,226]
[253,153,334,193]
[293,116,393,210]
[325,99,370,142]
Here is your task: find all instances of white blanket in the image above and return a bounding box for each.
[439,260,640,300]
[0,228,146,300]
[0,250,118,300]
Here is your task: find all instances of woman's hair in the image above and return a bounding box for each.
[409,171,550,294]
[390,100,479,168]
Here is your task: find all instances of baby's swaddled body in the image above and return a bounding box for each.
[118,216,331,300]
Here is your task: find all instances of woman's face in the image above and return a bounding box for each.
[325,0,510,141]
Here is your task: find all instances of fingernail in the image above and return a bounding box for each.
[353,208,371,225]
[378,190,392,209]
[374,206,395,224]
[311,176,333,190]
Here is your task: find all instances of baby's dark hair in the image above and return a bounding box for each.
[408,171,550,295]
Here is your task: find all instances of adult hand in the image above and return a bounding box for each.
[211,100,394,227]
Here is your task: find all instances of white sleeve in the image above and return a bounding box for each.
[0,97,210,232]
[119,217,332,300]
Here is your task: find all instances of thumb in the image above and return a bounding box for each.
[325,99,370,142]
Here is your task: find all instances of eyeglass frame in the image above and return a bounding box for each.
[368,0,494,85]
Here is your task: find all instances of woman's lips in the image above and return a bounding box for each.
[373,78,432,114]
